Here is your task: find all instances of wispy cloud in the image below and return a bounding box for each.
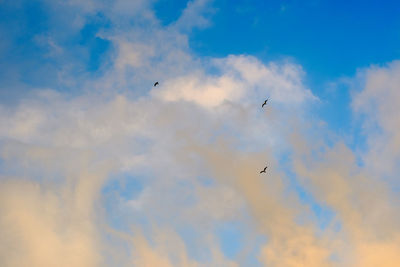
[0,1,399,266]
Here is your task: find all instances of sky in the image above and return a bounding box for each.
[1,0,400,266]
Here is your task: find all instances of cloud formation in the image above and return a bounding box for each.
[0,0,400,266]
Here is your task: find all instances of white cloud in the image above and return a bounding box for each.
[0,42,316,267]
[173,0,215,31]
[352,61,400,177]
[5,0,400,266]
[0,0,320,262]
[151,55,315,109]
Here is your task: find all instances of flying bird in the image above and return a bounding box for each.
[154,82,159,87]
[262,98,269,108]
[260,166,268,174]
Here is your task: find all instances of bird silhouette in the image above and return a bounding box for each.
[154,82,159,87]
[260,166,268,174]
[262,98,269,108]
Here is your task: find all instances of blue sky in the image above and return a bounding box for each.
[185,0,400,77]
[3,0,400,133]
[3,0,400,87]
[1,0,400,266]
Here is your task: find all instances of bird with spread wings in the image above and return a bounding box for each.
[260,166,268,174]
[262,98,269,108]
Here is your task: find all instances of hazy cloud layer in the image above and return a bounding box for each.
[0,1,399,266]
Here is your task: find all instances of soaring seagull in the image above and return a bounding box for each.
[154,82,159,87]
[260,166,268,174]
[262,98,269,108]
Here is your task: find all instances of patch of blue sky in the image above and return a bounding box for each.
[153,0,191,26]
[295,189,336,231]
[216,221,243,259]
[278,151,336,230]
[189,0,400,78]
[311,80,353,132]
[101,172,145,231]
[0,2,113,102]
[0,1,50,81]
[102,172,144,201]
[307,77,373,165]
[0,1,48,43]
[78,13,112,73]
[290,178,336,231]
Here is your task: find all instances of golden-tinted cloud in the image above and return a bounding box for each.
[1,1,400,266]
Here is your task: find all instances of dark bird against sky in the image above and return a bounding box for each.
[154,82,159,87]
[262,98,269,108]
[260,166,268,174]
